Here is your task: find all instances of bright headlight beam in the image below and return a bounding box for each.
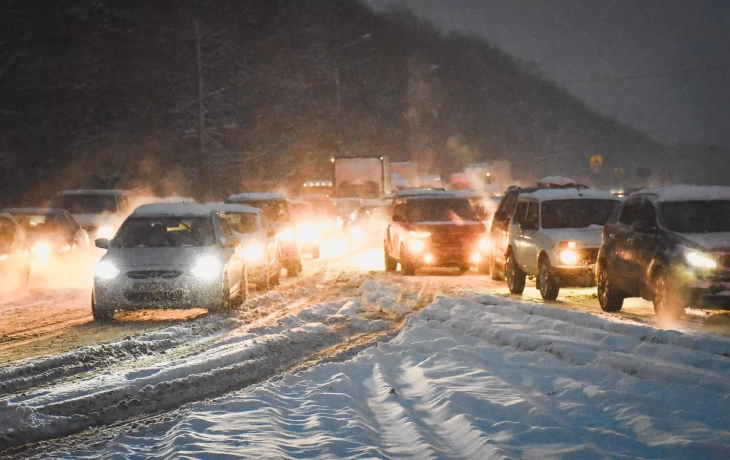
[242,243,265,262]
[409,239,426,254]
[94,260,120,280]
[96,226,115,239]
[685,250,717,270]
[31,243,51,257]
[191,255,223,280]
[276,228,295,242]
[559,249,580,266]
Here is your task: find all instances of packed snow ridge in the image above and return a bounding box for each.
[38,293,730,459]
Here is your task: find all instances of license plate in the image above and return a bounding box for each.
[133,283,166,293]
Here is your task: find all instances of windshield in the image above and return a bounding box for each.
[113,217,216,247]
[541,199,618,229]
[660,200,730,233]
[405,198,478,222]
[8,213,60,234]
[235,200,289,223]
[50,194,118,214]
[225,212,259,234]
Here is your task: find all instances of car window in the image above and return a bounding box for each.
[525,201,539,227]
[618,198,643,225]
[114,217,217,247]
[404,198,478,222]
[659,200,730,233]
[225,212,259,234]
[218,215,234,238]
[50,194,119,214]
[512,201,528,225]
[496,191,518,220]
[541,199,618,229]
[63,211,81,233]
[640,200,657,224]
[392,199,406,220]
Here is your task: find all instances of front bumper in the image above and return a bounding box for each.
[686,279,730,309]
[410,244,487,268]
[94,272,222,311]
[554,265,596,287]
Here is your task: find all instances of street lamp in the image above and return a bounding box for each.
[334,34,371,153]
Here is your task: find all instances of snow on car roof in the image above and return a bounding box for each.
[54,189,128,196]
[520,188,619,201]
[631,185,730,202]
[226,192,287,203]
[536,176,581,187]
[131,203,222,218]
[395,189,451,198]
[4,207,64,215]
[199,202,262,214]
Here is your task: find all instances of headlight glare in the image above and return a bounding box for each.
[351,226,365,240]
[559,249,580,265]
[297,224,319,244]
[32,243,51,257]
[191,255,223,280]
[242,243,265,262]
[409,239,426,254]
[685,249,717,270]
[478,238,490,252]
[96,226,115,239]
[276,228,295,242]
[94,260,120,280]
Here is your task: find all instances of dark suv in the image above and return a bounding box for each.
[597,186,730,319]
[384,190,489,275]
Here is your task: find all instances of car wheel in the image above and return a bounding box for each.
[238,268,248,304]
[270,264,280,286]
[538,258,560,300]
[210,276,232,313]
[400,244,416,276]
[478,260,491,275]
[597,263,624,312]
[458,264,470,274]
[653,269,685,320]
[384,245,397,272]
[506,252,525,294]
[490,254,504,281]
[91,294,114,323]
[286,262,299,278]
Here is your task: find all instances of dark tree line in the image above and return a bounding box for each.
[1,0,669,204]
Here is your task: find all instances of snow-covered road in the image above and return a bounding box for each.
[21,293,730,459]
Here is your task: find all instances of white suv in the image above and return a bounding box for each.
[505,188,621,300]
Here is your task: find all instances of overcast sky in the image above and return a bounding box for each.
[365,0,730,147]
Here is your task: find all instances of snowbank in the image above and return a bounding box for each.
[45,294,730,458]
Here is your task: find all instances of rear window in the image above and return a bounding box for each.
[232,200,289,222]
[8,213,61,233]
[405,198,478,222]
[50,194,119,214]
[541,199,619,229]
[225,212,259,234]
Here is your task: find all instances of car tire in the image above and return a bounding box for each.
[211,276,234,313]
[490,254,504,281]
[478,260,491,275]
[538,258,560,301]
[384,245,397,272]
[271,264,280,286]
[506,252,525,294]
[653,269,685,320]
[237,268,248,304]
[91,294,114,323]
[400,244,417,276]
[286,262,299,278]
[597,263,624,312]
[458,264,471,274]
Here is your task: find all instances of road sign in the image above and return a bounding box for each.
[590,155,603,169]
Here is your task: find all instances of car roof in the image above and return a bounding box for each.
[130,203,222,218]
[394,188,450,198]
[4,207,65,215]
[519,188,619,201]
[226,192,287,203]
[202,202,262,214]
[54,189,128,196]
[450,190,490,198]
[630,185,730,202]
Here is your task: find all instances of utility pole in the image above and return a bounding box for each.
[334,66,342,153]
[194,20,208,192]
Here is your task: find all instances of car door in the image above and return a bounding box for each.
[611,197,644,286]
[389,198,407,258]
[509,200,530,269]
[520,200,541,274]
[631,198,661,284]
[260,214,279,272]
[491,190,519,265]
[216,215,242,295]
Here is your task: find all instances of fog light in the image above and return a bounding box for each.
[478,238,490,252]
[470,253,482,264]
[559,249,579,265]
[424,253,434,264]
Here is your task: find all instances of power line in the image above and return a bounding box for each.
[562,63,730,85]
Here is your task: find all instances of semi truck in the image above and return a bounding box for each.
[332,156,390,199]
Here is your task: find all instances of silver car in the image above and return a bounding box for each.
[92,204,245,322]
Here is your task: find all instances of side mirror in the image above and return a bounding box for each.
[630,220,655,234]
[223,236,241,248]
[95,238,110,249]
[392,215,404,223]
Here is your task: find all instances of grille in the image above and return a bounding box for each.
[124,290,184,302]
[126,270,183,280]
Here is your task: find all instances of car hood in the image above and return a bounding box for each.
[104,246,218,268]
[678,232,730,252]
[410,221,486,236]
[540,226,604,246]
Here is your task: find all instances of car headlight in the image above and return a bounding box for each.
[478,238,490,252]
[409,239,426,254]
[242,243,265,263]
[684,248,717,270]
[409,231,431,238]
[96,226,115,239]
[94,260,120,280]
[31,242,51,257]
[559,249,580,265]
[320,220,334,232]
[297,223,319,244]
[351,226,365,240]
[191,255,223,280]
[276,228,295,242]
